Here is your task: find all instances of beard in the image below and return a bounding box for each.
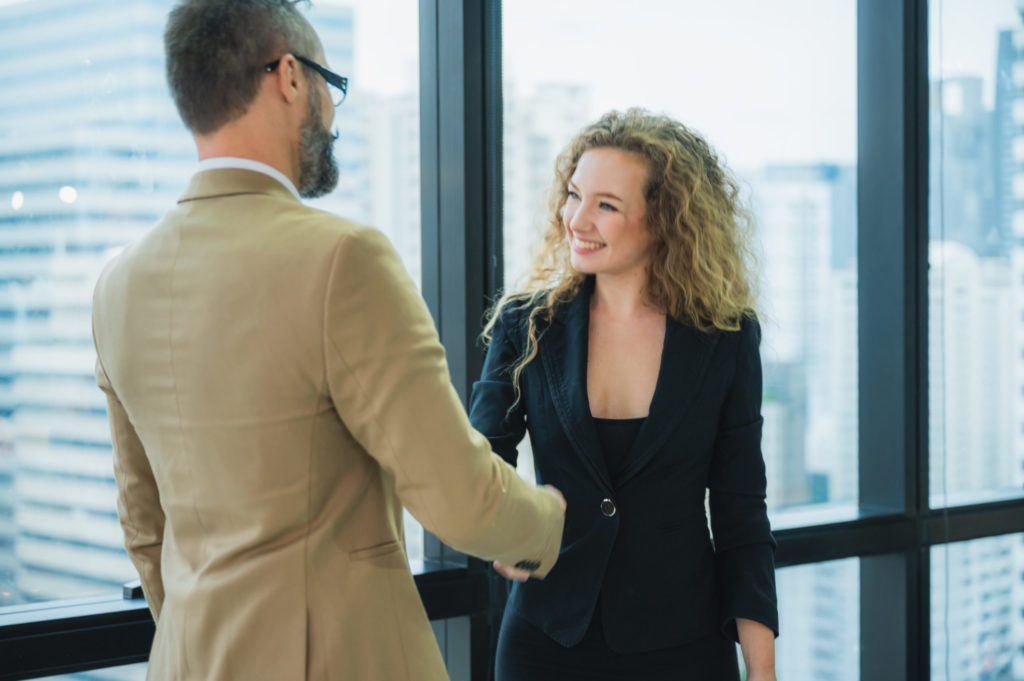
[296,87,340,199]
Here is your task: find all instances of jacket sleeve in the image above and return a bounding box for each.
[468,305,527,467]
[708,317,778,641]
[322,226,563,577]
[94,352,166,621]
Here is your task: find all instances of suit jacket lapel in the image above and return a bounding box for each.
[615,317,720,488]
[538,280,613,492]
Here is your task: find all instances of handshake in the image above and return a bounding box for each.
[493,484,567,582]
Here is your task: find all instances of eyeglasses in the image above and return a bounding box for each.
[264,54,348,107]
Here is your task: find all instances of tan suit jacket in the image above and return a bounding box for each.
[91,169,564,681]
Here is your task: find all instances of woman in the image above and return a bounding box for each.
[469,109,778,681]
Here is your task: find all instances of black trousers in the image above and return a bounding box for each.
[495,603,741,681]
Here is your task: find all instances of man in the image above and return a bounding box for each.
[90,1,565,679]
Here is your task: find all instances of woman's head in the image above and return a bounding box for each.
[562,146,654,281]
[485,108,758,407]
[519,108,757,331]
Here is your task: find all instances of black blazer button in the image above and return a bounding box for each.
[600,498,616,517]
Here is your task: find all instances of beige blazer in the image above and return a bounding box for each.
[91,169,564,681]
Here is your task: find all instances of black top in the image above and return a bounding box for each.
[469,277,777,653]
[592,417,645,479]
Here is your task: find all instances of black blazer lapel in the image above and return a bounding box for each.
[615,317,720,487]
[538,282,613,492]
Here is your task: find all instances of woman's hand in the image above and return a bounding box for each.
[492,560,532,582]
[737,617,776,681]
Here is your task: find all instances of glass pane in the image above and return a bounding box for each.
[931,535,1021,680]
[928,1,1024,507]
[311,0,424,565]
[0,0,422,609]
[775,559,860,681]
[502,0,858,515]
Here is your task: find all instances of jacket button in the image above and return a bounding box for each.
[600,498,616,517]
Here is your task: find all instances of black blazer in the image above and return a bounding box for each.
[469,278,778,653]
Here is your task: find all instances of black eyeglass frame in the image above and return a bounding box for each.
[264,54,348,106]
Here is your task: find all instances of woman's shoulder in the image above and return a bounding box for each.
[492,291,547,329]
[731,312,761,339]
[715,312,762,359]
[679,309,760,338]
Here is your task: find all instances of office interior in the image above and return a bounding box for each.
[1,0,1023,679]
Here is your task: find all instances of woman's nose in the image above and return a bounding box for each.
[569,202,592,229]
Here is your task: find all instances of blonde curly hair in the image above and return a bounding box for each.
[485,108,758,404]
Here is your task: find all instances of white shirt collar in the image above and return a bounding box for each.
[195,157,301,200]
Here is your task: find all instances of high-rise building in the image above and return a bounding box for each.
[932,536,1017,681]
[748,164,859,679]
[361,92,420,284]
[925,11,1024,680]
[995,11,1024,681]
[928,242,1014,502]
[503,83,592,287]
[775,560,859,681]
[994,28,1023,258]
[1000,16,1024,499]
[930,77,999,256]
[0,0,193,603]
[750,163,857,509]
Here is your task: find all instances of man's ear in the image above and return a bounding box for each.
[273,53,302,104]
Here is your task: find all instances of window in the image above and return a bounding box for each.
[931,535,1023,681]
[501,0,858,517]
[775,559,860,681]
[928,0,1024,507]
[0,0,423,612]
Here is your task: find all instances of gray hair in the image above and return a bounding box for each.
[165,0,318,134]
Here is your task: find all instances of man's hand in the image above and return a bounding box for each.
[541,484,566,512]
[493,485,566,581]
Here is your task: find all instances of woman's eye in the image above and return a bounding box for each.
[600,202,617,211]
[567,190,580,200]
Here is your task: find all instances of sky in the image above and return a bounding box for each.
[314,0,1022,168]
[3,0,1019,167]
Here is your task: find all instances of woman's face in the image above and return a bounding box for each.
[563,147,652,278]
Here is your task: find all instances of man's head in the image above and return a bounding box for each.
[165,0,340,197]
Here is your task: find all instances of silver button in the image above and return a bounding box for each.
[600,498,616,517]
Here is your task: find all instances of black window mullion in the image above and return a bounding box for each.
[419,0,498,678]
[858,0,928,519]
[857,0,929,679]
[773,497,1024,569]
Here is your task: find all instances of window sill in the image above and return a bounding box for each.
[0,559,482,681]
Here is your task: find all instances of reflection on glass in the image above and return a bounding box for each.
[931,535,1023,681]
[775,559,859,681]
[0,0,422,609]
[928,0,1024,507]
[501,0,858,514]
